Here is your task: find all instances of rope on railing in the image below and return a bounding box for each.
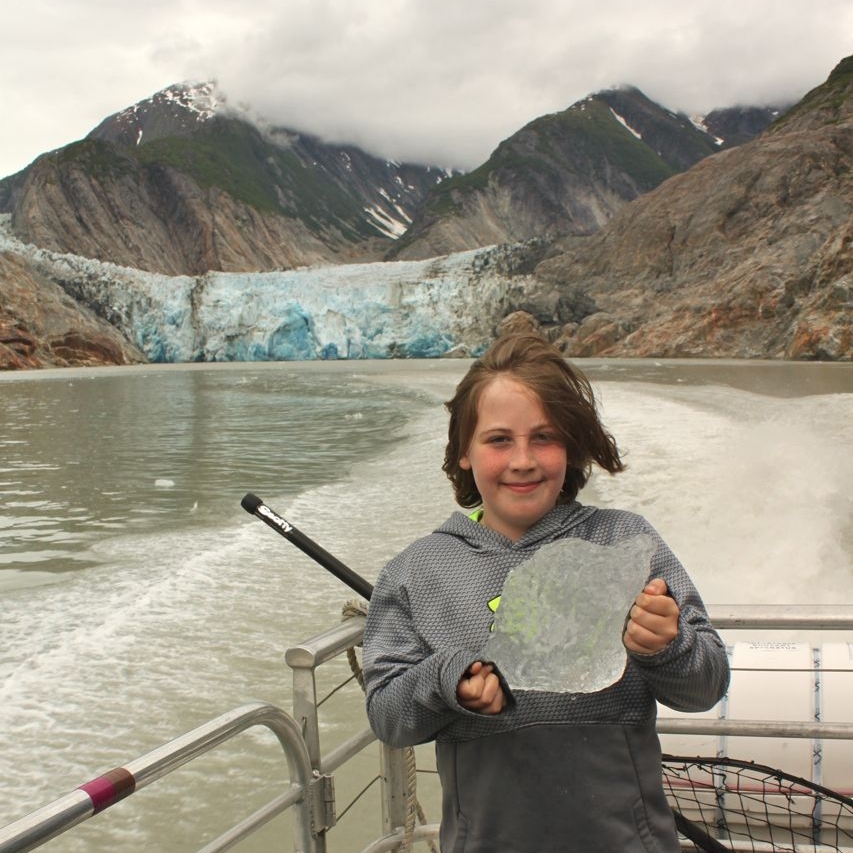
[342,600,438,853]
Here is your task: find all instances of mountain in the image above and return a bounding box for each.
[519,56,853,360]
[699,105,785,146]
[387,87,782,261]
[0,83,775,278]
[0,60,849,368]
[0,83,451,275]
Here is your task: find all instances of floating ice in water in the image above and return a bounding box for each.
[484,534,655,693]
[154,478,175,489]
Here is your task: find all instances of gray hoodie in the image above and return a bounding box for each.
[363,502,729,852]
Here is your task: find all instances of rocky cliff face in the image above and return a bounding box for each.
[523,59,853,360]
[6,143,377,275]
[388,87,780,261]
[0,250,146,369]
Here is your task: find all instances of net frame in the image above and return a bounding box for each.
[662,755,853,853]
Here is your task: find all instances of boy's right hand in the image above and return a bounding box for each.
[457,661,506,715]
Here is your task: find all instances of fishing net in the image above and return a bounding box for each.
[662,755,853,853]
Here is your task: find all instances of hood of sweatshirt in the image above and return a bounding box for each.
[433,501,599,554]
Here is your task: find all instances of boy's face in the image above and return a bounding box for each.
[459,376,567,541]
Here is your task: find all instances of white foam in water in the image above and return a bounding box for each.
[0,507,325,849]
[281,402,456,584]
[589,382,853,606]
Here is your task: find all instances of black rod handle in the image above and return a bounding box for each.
[241,493,373,600]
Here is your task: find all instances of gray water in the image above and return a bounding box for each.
[1,358,851,852]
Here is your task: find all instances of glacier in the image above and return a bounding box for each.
[0,216,540,362]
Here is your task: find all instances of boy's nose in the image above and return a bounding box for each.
[509,438,535,467]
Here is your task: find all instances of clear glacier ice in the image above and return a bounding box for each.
[484,534,656,693]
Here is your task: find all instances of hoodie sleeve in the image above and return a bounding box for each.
[362,552,482,748]
[628,525,730,712]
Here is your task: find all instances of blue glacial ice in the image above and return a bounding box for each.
[0,217,529,362]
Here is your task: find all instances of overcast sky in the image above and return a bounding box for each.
[2,0,851,178]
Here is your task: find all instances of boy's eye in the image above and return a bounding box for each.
[532,432,559,445]
[484,432,560,446]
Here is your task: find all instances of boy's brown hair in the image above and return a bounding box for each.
[443,333,624,507]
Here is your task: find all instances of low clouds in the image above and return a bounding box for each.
[2,0,851,177]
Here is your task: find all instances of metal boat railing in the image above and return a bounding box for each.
[661,605,853,853]
[0,613,439,853]
[0,606,851,853]
[0,702,317,853]
[659,605,853,744]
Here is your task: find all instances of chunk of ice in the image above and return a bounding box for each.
[484,534,655,693]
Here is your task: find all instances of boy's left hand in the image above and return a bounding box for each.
[623,578,680,655]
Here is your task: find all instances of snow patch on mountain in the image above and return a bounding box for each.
[689,114,724,146]
[609,109,642,139]
[365,204,410,238]
[164,82,223,119]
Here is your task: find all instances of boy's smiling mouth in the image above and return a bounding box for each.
[503,480,543,493]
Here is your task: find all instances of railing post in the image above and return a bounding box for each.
[285,621,366,853]
[289,665,328,853]
[379,745,411,847]
[291,666,322,768]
